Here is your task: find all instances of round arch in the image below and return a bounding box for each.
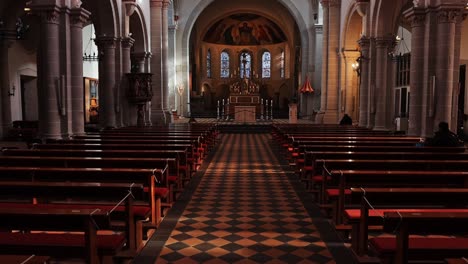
[178,0,313,115]
[130,5,149,53]
[82,0,120,37]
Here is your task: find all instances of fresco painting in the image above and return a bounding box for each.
[203,14,287,45]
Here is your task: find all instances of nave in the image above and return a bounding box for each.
[135,133,350,264]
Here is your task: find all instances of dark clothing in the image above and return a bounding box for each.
[339,115,353,125]
[426,130,463,147]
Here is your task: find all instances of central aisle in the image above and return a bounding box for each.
[152,133,339,263]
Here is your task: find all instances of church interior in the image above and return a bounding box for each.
[0,0,468,263]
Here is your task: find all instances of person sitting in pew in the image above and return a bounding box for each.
[425,121,463,147]
[339,114,353,125]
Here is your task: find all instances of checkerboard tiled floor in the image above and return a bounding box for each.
[149,133,339,264]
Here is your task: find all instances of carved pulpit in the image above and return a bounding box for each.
[126,73,153,126]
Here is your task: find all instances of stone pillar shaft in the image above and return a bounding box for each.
[95,37,117,128]
[322,0,340,123]
[319,1,329,113]
[434,8,459,129]
[161,1,170,115]
[150,0,164,124]
[36,6,62,139]
[122,37,135,126]
[70,8,90,136]
[406,9,426,136]
[0,37,14,138]
[358,37,370,127]
[374,37,393,130]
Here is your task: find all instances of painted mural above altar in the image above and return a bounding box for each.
[203,13,287,45]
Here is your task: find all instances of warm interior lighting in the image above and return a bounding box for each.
[90,98,98,108]
[24,7,31,12]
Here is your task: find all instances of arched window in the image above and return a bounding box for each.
[280,50,285,79]
[220,51,230,78]
[262,51,271,78]
[206,49,212,78]
[240,52,251,78]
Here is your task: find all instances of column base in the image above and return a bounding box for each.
[321,110,340,124]
[151,109,172,125]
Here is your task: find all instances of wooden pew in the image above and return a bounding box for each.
[0,181,145,255]
[300,151,468,192]
[0,207,124,264]
[33,143,196,181]
[344,187,468,257]
[0,255,50,264]
[0,167,169,228]
[369,211,468,264]
[445,258,468,264]
[2,149,183,199]
[331,170,468,224]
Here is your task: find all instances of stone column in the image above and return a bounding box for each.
[373,37,393,130]
[434,7,462,130]
[169,24,177,112]
[321,0,340,123]
[122,37,135,126]
[0,35,14,138]
[319,0,329,114]
[343,51,359,120]
[150,0,164,124]
[161,0,170,121]
[404,8,426,136]
[34,5,62,139]
[358,36,370,127]
[95,36,117,129]
[69,8,90,136]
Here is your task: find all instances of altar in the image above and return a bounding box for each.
[224,53,263,121]
[234,106,256,122]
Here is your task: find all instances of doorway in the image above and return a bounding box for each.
[20,75,38,121]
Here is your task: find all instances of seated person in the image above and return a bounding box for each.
[425,121,463,147]
[339,114,353,125]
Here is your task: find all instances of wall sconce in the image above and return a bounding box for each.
[351,59,360,77]
[8,85,15,96]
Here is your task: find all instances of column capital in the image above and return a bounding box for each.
[162,0,171,9]
[31,5,61,24]
[320,0,339,8]
[169,25,178,32]
[121,37,135,49]
[436,8,463,24]
[132,51,152,61]
[94,36,117,49]
[357,36,370,49]
[403,8,426,28]
[150,0,164,8]
[70,8,90,28]
[375,36,396,49]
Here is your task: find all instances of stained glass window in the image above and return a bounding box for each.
[206,49,212,78]
[262,51,271,78]
[280,50,285,78]
[220,51,230,78]
[240,52,251,78]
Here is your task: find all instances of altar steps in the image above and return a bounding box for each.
[218,124,271,134]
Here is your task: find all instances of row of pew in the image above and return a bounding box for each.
[272,124,468,264]
[0,123,219,264]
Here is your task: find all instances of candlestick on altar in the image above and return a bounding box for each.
[261,99,264,120]
[222,99,225,119]
[270,100,273,120]
[217,100,220,120]
[226,98,230,121]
